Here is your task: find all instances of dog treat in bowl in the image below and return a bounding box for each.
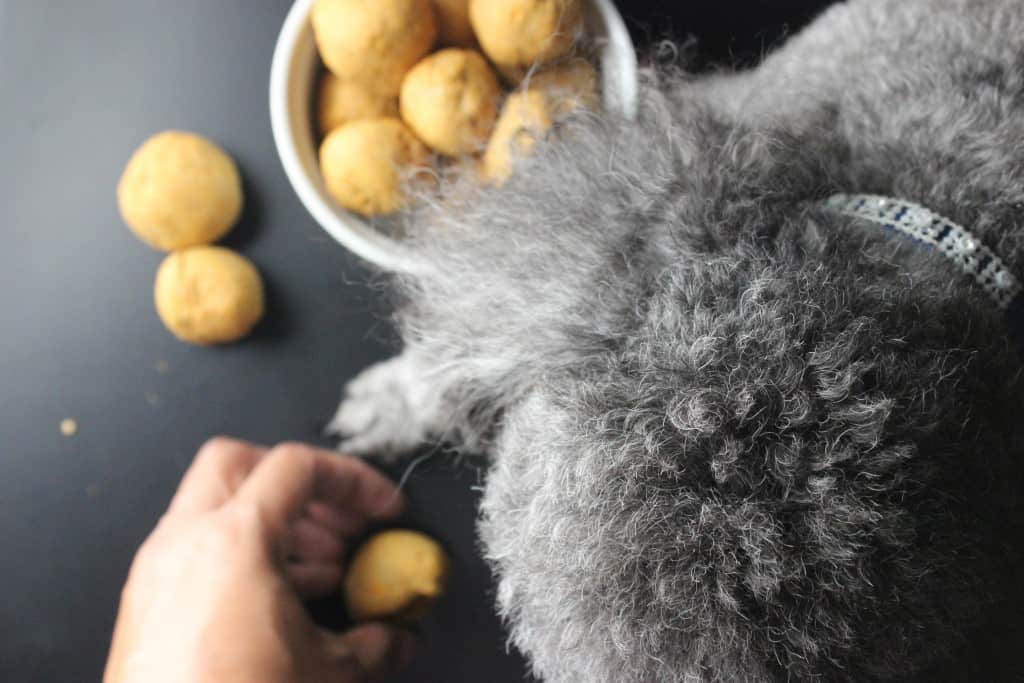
[311,0,438,96]
[482,61,597,184]
[400,48,502,156]
[529,57,598,115]
[317,72,400,136]
[154,246,265,345]
[118,131,243,251]
[344,529,449,623]
[483,90,554,183]
[306,0,600,211]
[433,0,476,47]
[319,117,431,216]
[270,0,637,263]
[469,0,583,72]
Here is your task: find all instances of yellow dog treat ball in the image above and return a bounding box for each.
[154,246,264,345]
[118,131,243,251]
[483,90,554,183]
[469,0,583,70]
[312,0,438,97]
[320,117,431,216]
[400,48,501,156]
[433,0,475,47]
[317,72,400,136]
[344,530,449,623]
[530,58,598,115]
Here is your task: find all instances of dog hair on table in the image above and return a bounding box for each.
[329,0,1024,679]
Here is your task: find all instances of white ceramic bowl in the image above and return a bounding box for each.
[270,0,638,273]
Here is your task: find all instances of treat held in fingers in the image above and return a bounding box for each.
[344,529,449,624]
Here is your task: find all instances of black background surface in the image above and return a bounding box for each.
[0,2,834,681]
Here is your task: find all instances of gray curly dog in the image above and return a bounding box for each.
[330,0,1024,679]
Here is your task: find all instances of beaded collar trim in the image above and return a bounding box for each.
[824,193,1022,310]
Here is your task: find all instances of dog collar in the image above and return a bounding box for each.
[824,193,1022,311]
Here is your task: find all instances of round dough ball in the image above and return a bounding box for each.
[400,48,501,156]
[312,0,438,97]
[154,247,264,345]
[317,72,399,136]
[344,530,449,623]
[320,117,431,216]
[469,0,582,69]
[529,58,598,115]
[118,131,243,251]
[483,89,553,183]
[433,0,475,47]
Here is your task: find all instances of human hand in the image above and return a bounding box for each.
[103,438,413,683]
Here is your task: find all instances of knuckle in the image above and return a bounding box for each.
[196,436,242,462]
[269,441,319,467]
[223,500,264,532]
[197,521,233,553]
[194,437,264,481]
[202,504,263,550]
[271,441,313,456]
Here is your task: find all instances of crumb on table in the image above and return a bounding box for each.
[60,418,78,437]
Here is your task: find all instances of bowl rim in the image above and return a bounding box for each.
[270,0,639,274]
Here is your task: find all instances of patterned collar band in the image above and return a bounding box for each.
[824,193,1022,311]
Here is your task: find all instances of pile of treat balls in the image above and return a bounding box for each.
[114,0,597,347]
[118,131,264,346]
[312,0,597,216]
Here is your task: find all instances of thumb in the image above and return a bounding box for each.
[322,622,417,682]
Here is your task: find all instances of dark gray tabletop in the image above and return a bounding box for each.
[0,2,830,681]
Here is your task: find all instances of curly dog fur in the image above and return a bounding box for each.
[329,0,1024,679]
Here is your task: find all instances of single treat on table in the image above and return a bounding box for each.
[469,0,583,71]
[433,0,476,47]
[400,48,501,156]
[319,117,431,216]
[118,131,243,251]
[483,89,554,183]
[344,529,449,623]
[317,72,400,136]
[311,0,438,97]
[154,246,265,345]
[529,57,598,115]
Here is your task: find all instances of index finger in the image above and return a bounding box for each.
[167,437,267,517]
[233,443,404,542]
